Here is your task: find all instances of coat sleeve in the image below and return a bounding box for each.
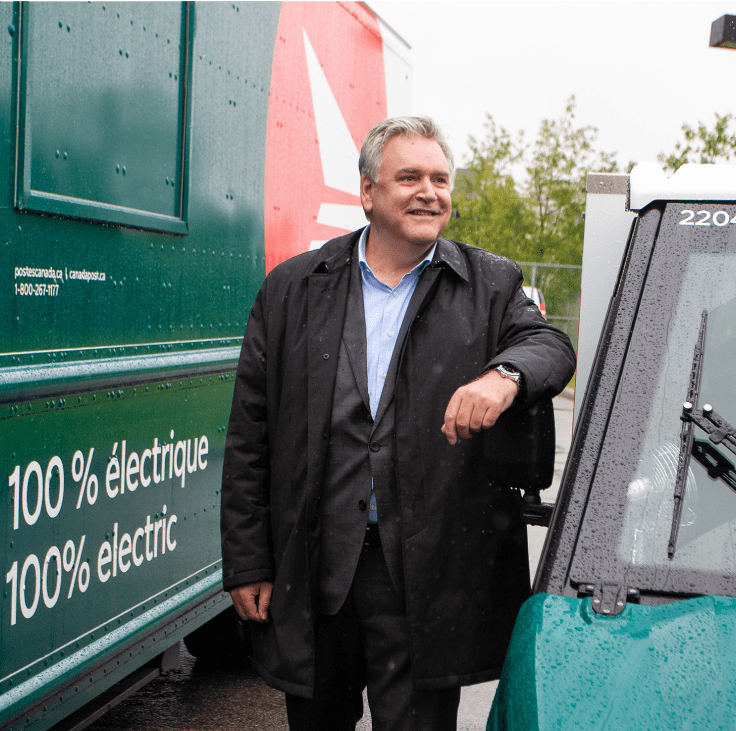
[485,265,576,406]
[220,281,274,591]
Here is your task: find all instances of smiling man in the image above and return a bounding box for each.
[221,117,576,731]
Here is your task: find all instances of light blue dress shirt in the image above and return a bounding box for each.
[358,226,436,522]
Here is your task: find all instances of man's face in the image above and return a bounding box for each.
[360,135,452,249]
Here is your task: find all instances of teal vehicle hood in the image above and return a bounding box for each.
[488,593,736,731]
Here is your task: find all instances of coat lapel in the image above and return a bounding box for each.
[305,234,358,513]
[342,254,370,415]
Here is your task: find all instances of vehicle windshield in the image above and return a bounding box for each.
[620,289,736,571]
[570,204,736,595]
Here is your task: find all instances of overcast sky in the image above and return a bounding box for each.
[370,1,736,172]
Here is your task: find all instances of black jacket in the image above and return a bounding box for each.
[221,230,576,696]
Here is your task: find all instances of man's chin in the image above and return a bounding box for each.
[405,225,447,247]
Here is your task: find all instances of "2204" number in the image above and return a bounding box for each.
[679,209,736,226]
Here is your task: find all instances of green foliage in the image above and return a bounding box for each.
[444,116,537,260]
[524,98,618,265]
[658,113,736,173]
[443,97,619,340]
[445,96,618,267]
[445,102,736,337]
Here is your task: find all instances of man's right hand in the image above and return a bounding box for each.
[230,582,273,622]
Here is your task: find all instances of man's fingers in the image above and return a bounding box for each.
[443,396,481,442]
[230,586,256,621]
[440,421,456,444]
[230,583,273,623]
[481,405,498,430]
[243,588,261,621]
[258,582,273,621]
[444,389,489,442]
[468,401,487,433]
[455,398,477,440]
[442,392,462,444]
[442,370,518,444]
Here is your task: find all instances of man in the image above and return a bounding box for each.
[221,117,576,730]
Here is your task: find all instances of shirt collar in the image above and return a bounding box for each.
[358,225,437,282]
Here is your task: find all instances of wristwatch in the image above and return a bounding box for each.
[494,364,523,391]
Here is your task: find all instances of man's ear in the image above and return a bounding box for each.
[360,175,374,217]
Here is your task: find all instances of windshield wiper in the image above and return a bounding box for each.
[668,310,707,560]
[668,311,736,559]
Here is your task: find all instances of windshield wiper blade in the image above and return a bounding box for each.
[668,310,707,560]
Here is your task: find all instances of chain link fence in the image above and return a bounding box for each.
[518,262,582,351]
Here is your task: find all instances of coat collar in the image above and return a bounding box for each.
[432,237,469,282]
[301,230,362,279]
[302,229,469,283]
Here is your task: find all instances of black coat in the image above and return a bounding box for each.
[221,230,576,696]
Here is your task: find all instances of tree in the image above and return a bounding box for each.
[445,96,618,267]
[658,113,736,173]
[444,116,536,260]
[524,96,618,265]
[444,97,619,344]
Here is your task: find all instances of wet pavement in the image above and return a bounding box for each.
[83,393,575,731]
[83,645,497,731]
[85,649,289,731]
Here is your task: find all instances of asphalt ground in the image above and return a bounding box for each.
[81,392,575,731]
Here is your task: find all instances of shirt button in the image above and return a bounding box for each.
[392,292,397,298]
[358,500,367,511]
[370,441,380,452]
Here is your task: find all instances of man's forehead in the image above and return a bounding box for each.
[383,136,449,169]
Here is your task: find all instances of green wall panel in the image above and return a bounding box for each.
[1,1,280,357]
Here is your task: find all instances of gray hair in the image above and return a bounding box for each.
[359,116,455,184]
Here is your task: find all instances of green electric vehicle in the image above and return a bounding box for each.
[490,163,736,730]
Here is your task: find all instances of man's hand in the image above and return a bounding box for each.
[230,582,273,622]
[441,369,518,445]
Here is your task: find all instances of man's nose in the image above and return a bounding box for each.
[415,176,437,201]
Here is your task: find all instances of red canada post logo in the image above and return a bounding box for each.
[264,2,388,273]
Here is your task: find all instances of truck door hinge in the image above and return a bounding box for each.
[577,583,640,616]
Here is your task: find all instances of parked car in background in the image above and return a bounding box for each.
[522,285,547,319]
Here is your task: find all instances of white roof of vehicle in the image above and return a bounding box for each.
[629,162,736,210]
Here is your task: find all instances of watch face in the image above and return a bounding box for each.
[497,365,521,380]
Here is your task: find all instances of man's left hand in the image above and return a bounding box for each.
[441,369,518,445]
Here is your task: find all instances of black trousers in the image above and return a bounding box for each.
[285,536,461,731]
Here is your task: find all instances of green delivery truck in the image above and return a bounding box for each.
[0,3,411,729]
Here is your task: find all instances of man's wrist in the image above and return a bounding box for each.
[494,364,522,392]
